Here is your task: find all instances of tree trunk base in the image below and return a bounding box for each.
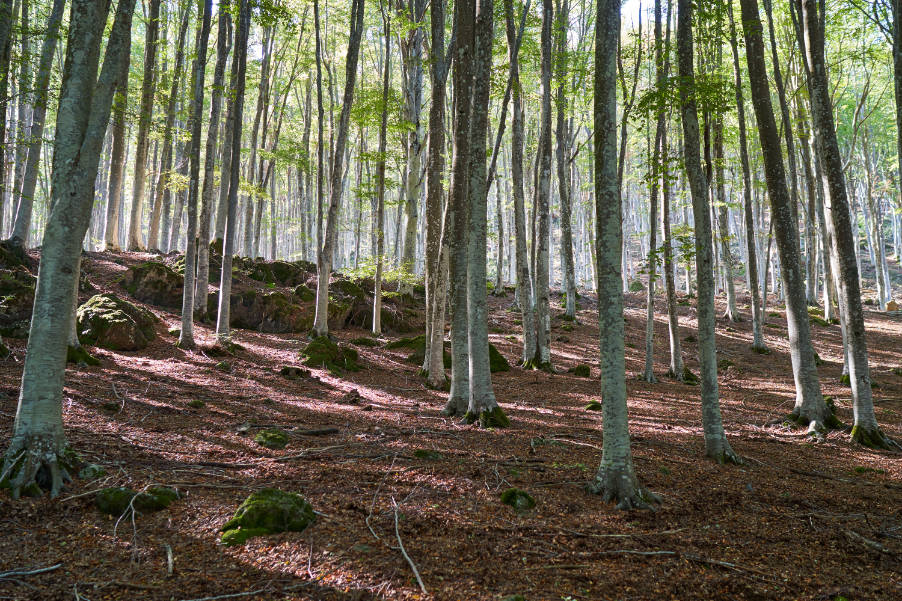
[463,405,510,429]
[705,436,743,465]
[2,434,75,499]
[587,464,660,511]
[850,425,902,450]
[442,395,468,418]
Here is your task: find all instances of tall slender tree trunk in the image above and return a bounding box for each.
[727,3,764,351]
[372,5,390,337]
[10,0,66,246]
[464,0,507,427]
[177,0,212,349]
[215,0,250,345]
[1,0,135,499]
[444,0,476,416]
[311,0,365,337]
[713,115,737,322]
[588,0,657,510]
[555,0,576,320]
[423,0,451,388]
[531,0,554,369]
[503,0,537,366]
[740,0,829,433]
[677,0,740,464]
[195,5,232,318]
[794,0,896,449]
[127,0,162,250]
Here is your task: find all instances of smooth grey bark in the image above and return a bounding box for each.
[531,0,553,369]
[794,0,896,449]
[2,0,135,499]
[243,25,273,258]
[215,0,250,344]
[196,5,232,318]
[10,0,66,246]
[311,0,364,337]
[177,0,212,349]
[11,0,30,217]
[372,7,390,337]
[127,0,162,250]
[444,0,475,417]
[555,0,576,320]
[588,0,657,510]
[676,0,740,464]
[503,0,537,366]
[0,0,12,238]
[464,0,506,427]
[713,116,737,322]
[727,3,765,351]
[894,0,902,256]
[147,7,191,252]
[104,51,130,251]
[400,0,426,274]
[740,0,828,433]
[423,0,451,389]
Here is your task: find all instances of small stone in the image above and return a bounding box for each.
[220,488,315,546]
[96,486,179,516]
[254,428,289,450]
[188,399,205,409]
[500,488,536,512]
[339,389,361,405]
[79,464,107,480]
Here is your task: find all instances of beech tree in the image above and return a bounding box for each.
[2,0,136,498]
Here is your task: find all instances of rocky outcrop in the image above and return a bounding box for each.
[121,261,184,307]
[0,266,36,338]
[77,293,158,351]
[208,289,312,333]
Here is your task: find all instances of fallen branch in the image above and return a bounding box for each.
[179,589,270,601]
[845,529,893,554]
[392,497,427,595]
[293,427,340,436]
[275,444,350,462]
[0,563,62,579]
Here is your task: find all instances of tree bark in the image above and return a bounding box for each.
[555,0,576,320]
[127,0,162,250]
[677,0,740,464]
[10,0,66,246]
[372,5,391,337]
[588,0,657,510]
[2,0,135,499]
[311,0,365,337]
[793,0,896,449]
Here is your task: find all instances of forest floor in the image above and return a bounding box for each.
[1,250,902,601]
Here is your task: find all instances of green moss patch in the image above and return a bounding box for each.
[95,486,180,516]
[413,449,443,460]
[76,293,158,351]
[585,400,603,411]
[215,360,231,372]
[500,488,536,512]
[301,336,360,373]
[67,345,100,366]
[78,464,107,480]
[188,399,206,409]
[351,337,379,347]
[569,364,591,378]
[489,343,510,373]
[628,280,645,292]
[220,488,315,546]
[466,406,511,428]
[254,428,290,450]
[293,283,315,302]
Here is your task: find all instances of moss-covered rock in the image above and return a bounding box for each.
[489,343,510,373]
[0,266,36,338]
[387,334,451,368]
[220,488,315,546]
[95,486,180,516]
[293,283,315,302]
[465,406,511,428]
[121,261,184,307]
[78,464,107,480]
[188,399,206,409]
[254,428,290,449]
[279,365,309,380]
[413,449,443,460]
[0,240,31,270]
[301,336,360,373]
[77,293,158,351]
[500,488,536,512]
[585,400,603,411]
[628,280,645,293]
[66,345,101,366]
[215,360,231,372]
[570,364,591,378]
[208,290,312,333]
[0,338,9,359]
[351,337,379,347]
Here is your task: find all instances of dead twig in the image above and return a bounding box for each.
[178,589,270,601]
[391,497,427,595]
[0,563,63,579]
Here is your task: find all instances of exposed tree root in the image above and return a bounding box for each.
[705,437,743,465]
[850,425,902,451]
[442,395,468,418]
[587,465,660,511]
[463,406,510,428]
[1,434,76,499]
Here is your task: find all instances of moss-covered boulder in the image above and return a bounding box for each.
[585,400,603,411]
[489,343,510,373]
[387,334,451,368]
[500,488,536,512]
[254,428,290,449]
[209,289,313,334]
[220,488,315,546]
[568,364,591,378]
[121,261,184,307]
[67,345,101,366]
[0,240,32,269]
[95,486,180,516]
[77,294,158,351]
[78,464,107,480]
[293,283,315,302]
[301,336,360,373]
[0,266,36,338]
